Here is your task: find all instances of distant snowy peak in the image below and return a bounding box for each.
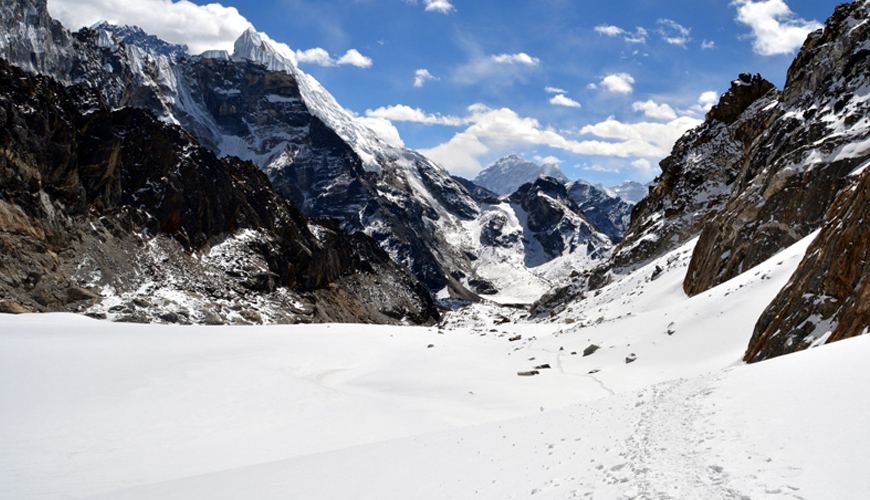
[473,154,569,195]
[608,180,647,204]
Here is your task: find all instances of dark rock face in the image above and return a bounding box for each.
[0,58,438,324]
[746,164,870,362]
[565,180,632,243]
[508,176,611,264]
[684,1,870,297]
[613,74,777,273]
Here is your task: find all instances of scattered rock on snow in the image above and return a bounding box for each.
[583,344,601,356]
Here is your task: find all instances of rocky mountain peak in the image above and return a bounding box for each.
[705,73,776,125]
[92,22,188,58]
[784,0,870,107]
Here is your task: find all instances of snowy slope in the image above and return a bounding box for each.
[86,335,870,500]
[5,230,861,500]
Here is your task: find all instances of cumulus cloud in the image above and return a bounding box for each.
[48,0,373,67]
[598,73,636,94]
[417,104,693,176]
[732,0,822,56]
[414,69,439,88]
[632,100,678,120]
[702,40,717,50]
[291,47,373,68]
[535,155,564,165]
[689,90,721,114]
[365,105,466,126]
[356,116,405,148]
[48,0,253,53]
[491,53,541,66]
[545,86,567,94]
[294,47,334,66]
[424,0,455,13]
[337,49,373,68]
[657,18,692,47]
[401,0,455,14]
[549,94,582,108]
[631,158,654,173]
[578,116,701,154]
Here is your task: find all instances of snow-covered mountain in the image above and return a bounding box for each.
[0,1,624,303]
[472,154,568,196]
[565,179,633,243]
[606,180,647,204]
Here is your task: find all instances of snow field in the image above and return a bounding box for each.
[3,230,869,499]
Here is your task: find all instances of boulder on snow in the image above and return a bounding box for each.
[583,344,600,356]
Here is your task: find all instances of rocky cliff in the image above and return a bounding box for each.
[613,73,777,273]
[0,58,438,324]
[745,161,870,361]
[684,1,870,297]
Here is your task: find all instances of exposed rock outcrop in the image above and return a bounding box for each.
[565,179,633,244]
[614,73,777,273]
[746,162,870,362]
[0,58,438,324]
[508,176,612,264]
[685,2,870,296]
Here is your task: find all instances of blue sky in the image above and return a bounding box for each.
[49,0,838,185]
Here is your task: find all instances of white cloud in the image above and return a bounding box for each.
[48,0,373,67]
[599,73,635,94]
[702,40,717,50]
[732,0,822,56]
[294,48,334,66]
[48,0,253,54]
[689,90,721,114]
[419,132,489,177]
[414,69,439,88]
[365,105,465,126]
[632,100,678,120]
[631,158,654,173]
[578,116,702,154]
[595,24,648,44]
[491,53,541,66]
[401,0,455,14]
[545,86,567,94]
[454,53,542,85]
[337,49,373,68]
[549,94,582,108]
[698,91,720,107]
[657,18,692,47]
[418,104,691,176]
[534,155,563,165]
[595,25,625,37]
[424,0,455,13]
[625,27,649,44]
[356,116,405,148]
